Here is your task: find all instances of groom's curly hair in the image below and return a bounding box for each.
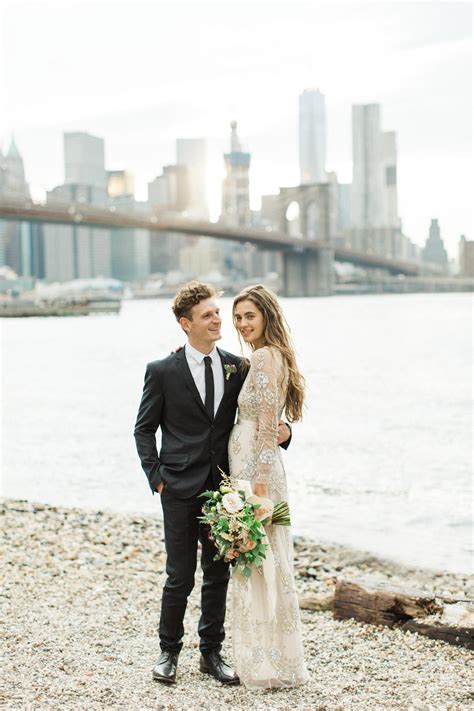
[172,281,218,321]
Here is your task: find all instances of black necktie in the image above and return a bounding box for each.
[204,356,214,419]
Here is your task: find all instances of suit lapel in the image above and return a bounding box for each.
[176,348,210,420]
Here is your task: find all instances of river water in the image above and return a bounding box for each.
[2,293,472,574]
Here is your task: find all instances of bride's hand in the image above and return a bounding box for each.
[253,482,268,498]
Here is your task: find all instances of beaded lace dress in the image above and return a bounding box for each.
[228,346,309,689]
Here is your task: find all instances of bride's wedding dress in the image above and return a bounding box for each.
[228,346,308,689]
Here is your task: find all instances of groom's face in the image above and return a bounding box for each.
[181,297,222,347]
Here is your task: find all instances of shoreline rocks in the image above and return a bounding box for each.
[1,498,473,710]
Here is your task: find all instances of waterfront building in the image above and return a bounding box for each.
[176,138,208,219]
[0,137,39,276]
[149,232,191,275]
[43,132,111,282]
[107,170,135,199]
[422,219,448,269]
[44,183,111,282]
[147,173,168,209]
[350,105,404,257]
[109,195,150,282]
[147,164,190,275]
[299,88,327,185]
[148,164,189,212]
[179,237,224,279]
[107,173,150,282]
[459,235,474,277]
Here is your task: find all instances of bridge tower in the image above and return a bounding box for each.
[277,183,334,296]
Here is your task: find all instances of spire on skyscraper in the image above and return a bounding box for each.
[230,121,242,153]
[6,135,21,160]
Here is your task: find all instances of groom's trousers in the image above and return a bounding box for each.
[158,472,230,654]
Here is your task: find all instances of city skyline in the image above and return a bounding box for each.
[1,1,471,257]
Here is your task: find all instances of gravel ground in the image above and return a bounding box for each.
[1,499,473,711]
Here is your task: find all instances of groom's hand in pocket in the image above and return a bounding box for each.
[156,481,164,495]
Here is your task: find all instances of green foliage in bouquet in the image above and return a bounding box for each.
[198,469,290,578]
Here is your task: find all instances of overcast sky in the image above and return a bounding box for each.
[1,0,471,256]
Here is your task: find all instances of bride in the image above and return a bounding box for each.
[228,284,309,689]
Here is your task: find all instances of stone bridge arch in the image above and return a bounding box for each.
[273,184,333,296]
[277,184,331,244]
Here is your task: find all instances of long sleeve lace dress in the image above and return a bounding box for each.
[228,346,308,689]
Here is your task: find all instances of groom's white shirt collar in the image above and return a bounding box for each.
[185,341,219,365]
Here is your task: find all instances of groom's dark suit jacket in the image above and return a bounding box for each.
[134,347,247,499]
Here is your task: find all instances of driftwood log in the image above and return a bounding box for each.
[332,578,474,651]
[298,592,334,612]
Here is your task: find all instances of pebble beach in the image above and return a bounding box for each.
[1,499,473,711]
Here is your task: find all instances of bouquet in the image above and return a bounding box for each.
[199,469,290,578]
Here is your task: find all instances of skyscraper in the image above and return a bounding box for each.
[422,219,448,267]
[382,131,400,229]
[0,137,37,276]
[299,88,327,185]
[0,137,30,199]
[147,164,191,274]
[351,103,385,229]
[43,132,111,281]
[64,132,107,192]
[218,121,255,279]
[220,121,251,227]
[107,170,135,198]
[351,104,404,257]
[148,165,189,212]
[176,138,208,219]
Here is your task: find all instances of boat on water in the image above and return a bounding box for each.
[0,298,121,317]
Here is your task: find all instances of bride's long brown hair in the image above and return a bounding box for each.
[232,284,305,422]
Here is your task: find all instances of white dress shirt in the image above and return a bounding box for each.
[185,342,225,416]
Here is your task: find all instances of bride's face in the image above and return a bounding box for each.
[233,299,265,348]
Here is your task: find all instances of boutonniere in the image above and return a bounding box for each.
[224,364,237,381]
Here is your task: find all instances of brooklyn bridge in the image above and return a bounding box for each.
[0,198,420,296]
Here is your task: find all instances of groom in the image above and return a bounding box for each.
[134,281,291,685]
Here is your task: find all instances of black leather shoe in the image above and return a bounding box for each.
[199,651,239,685]
[152,651,179,684]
